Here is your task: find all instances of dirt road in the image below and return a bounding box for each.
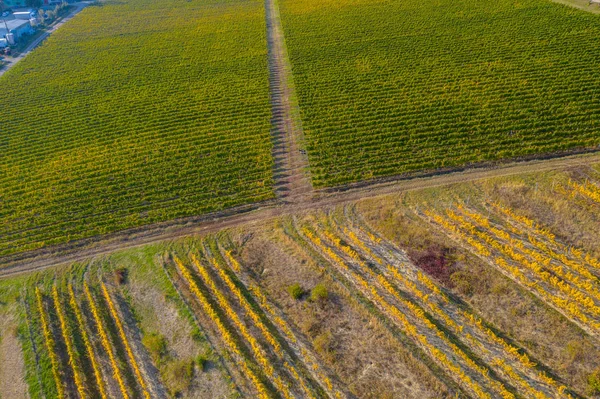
[1,151,599,278]
[266,0,313,202]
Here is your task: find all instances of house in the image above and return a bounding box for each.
[0,19,34,42]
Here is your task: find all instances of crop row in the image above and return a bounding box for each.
[299,223,516,398]
[168,242,348,399]
[0,0,274,259]
[426,206,600,339]
[280,0,600,186]
[22,282,153,399]
[336,215,572,398]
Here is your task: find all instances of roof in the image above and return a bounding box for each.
[1,19,31,31]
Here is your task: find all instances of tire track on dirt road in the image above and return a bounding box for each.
[1,151,599,278]
[266,0,313,203]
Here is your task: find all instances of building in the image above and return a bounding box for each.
[0,19,34,42]
[14,11,35,20]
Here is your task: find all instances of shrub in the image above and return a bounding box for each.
[142,332,168,363]
[314,331,335,362]
[195,354,209,372]
[114,267,128,285]
[310,283,328,302]
[588,368,600,395]
[287,283,305,300]
[164,359,194,397]
[450,270,474,296]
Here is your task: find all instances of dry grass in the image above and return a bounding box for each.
[232,222,451,398]
[127,265,232,398]
[0,304,28,398]
[356,173,600,395]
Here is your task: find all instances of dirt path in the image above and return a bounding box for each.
[265,0,313,202]
[0,306,29,398]
[0,151,599,278]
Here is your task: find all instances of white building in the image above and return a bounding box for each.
[0,19,34,42]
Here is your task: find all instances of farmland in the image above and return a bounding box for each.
[3,0,600,395]
[279,0,600,186]
[0,0,274,257]
[2,165,600,397]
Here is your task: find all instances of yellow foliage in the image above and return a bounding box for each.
[36,287,65,399]
[101,283,151,399]
[172,256,270,399]
[69,285,108,399]
[52,286,87,399]
[84,282,130,399]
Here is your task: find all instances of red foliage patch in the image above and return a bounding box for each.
[409,246,455,286]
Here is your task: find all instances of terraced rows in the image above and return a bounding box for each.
[279,0,600,186]
[0,0,274,257]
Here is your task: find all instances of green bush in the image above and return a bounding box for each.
[287,283,305,300]
[195,354,209,372]
[142,332,168,363]
[164,359,194,397]
[310,283,328,302]
[588,368,600,395]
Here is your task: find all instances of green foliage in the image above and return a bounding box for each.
[309,283,328,302]
[142,332,168,364]
[280,0,600,187]
[164,359,194,397]
[0,0,274,259]
[588,368,600,395]
[195,354,209,372]
[287,283,305,299]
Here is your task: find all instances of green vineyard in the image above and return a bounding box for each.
[0,0,274,257]
[279,0,600,186]
[2,0,600,259]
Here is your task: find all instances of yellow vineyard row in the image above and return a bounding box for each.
[84,282,130,399]
[52,286,87,398]
[339,222,570,397]
[302,228,503,399]
[172,256,271,398]
[68,285,108,399]
[101,282,151,399]
[427,210,600,336]
[35,287,65,399]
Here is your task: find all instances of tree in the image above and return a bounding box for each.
[26,0,43,9]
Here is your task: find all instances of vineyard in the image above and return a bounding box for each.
[2,0,600,261]
[2,166,600,397]
[279,0,600,186]
[0,0,274,258]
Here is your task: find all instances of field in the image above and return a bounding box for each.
[2,0,600,261]
[279,0,600,186]
[2,165,600,398]
[0,0,274,257]
[3,0,600,395]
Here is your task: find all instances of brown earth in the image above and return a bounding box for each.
[1,151,600,279]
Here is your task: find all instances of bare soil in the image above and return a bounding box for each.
[266,0,313,202]
[2,152,600,279]
[0,306,28,399]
